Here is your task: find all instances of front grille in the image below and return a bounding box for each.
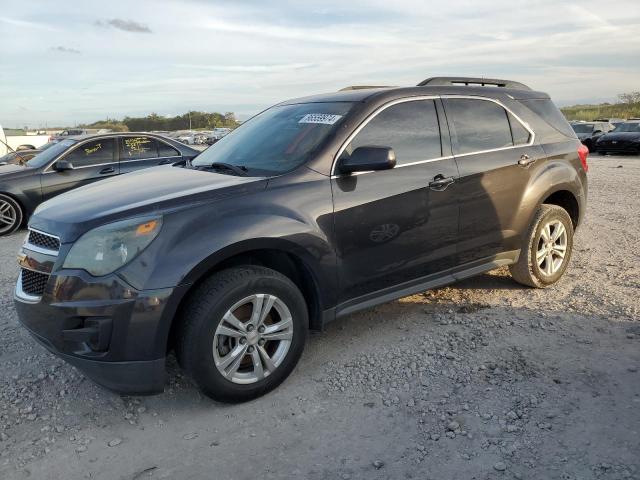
[21,269,49,296]
[27,230,60,252]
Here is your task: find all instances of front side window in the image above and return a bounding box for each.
[445,98,514,155]
[27,139,76,168]
[345,100,442,165]
[122,136,158,160]
[192,102,353,175]
[64,138,115,167]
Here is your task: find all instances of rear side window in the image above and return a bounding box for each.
[158,141,180,157]
[65,138,115,167]
[444,98,513,155]
[347,99,442,165]
[519,99,575,138]
[122,136,158,160]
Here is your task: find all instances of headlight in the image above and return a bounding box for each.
[63,216,162,276]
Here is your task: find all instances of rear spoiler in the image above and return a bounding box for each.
[418,77,531,91]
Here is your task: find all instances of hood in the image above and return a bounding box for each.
[30,165,267,242]
[598,131,640,142]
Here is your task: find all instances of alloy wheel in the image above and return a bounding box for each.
[213,294,294,384]
[0,199,18,234]
[536,220,568,276]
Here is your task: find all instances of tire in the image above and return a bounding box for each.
[176,266,308,403]
[509,204,574,288]
[0,194,24,235]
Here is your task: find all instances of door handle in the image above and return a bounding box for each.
[518,154,536,167]
[99,166,115,174]
[428,175,455,191]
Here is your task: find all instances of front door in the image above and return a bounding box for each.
[40,137,119,201]
[332,98,460,303]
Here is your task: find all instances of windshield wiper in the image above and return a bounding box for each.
[200,162,248,176]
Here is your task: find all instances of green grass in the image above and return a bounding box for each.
[561,103,640,121]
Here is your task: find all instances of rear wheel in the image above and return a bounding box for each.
[176,266,308,402]
[510,204,574,288]
[0,194,23,235]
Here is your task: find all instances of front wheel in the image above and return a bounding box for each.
[0,194,23,236]
[176,266,308,403]
[510,204,574,288]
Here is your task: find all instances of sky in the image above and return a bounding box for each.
[1,0,639,127]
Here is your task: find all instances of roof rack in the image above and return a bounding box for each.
[418,77,531,91]
[339,85,391,91]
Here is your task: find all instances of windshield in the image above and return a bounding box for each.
[192,102,353,175]
[26,139,76,168]
[612,122,640,133]
[571,124,593,134]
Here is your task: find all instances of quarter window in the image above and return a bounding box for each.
[122,136,158,160]
[346,100,442,165]
[508,113,531,145]
[444,98,514,155]
[158,141,180,157]
[64,138,115,167]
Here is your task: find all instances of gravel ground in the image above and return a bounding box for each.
[0,154,638,480]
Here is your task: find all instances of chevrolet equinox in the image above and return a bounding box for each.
[15,77,588,402]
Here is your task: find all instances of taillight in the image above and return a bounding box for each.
[577,144,589,172]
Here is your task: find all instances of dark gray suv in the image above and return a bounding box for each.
[15,77,588,402]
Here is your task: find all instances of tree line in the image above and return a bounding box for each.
[81,111,240,132]
[561,91,640,121]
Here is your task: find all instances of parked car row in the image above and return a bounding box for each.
[0,132,199,234]
[571,119,640,154]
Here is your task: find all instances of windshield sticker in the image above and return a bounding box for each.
[298,113,343,125]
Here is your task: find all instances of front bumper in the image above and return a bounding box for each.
[14,268,189,395]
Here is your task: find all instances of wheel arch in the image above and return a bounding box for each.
[166,240,330,353]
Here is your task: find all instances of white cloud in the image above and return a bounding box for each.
[0,0,639,126]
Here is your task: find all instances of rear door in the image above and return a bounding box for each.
[442,97,545,265]
[332,98,460,303]
[41,137,119,201]
[119,135,181,174]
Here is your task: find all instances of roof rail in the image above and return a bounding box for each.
[418,77,531,91]
[339,85,391,91]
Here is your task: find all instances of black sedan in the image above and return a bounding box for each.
[0,133,199,235]
[570,121,614,152]
[595,120,640,155]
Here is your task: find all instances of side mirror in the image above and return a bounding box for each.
[592,130,602,135]
[338,146,396,174]
[54,160,74,171]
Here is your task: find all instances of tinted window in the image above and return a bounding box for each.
[122,136,158,160]
[445,98,513,155]
[64,138,115,167]
[519,99,575,138]
[508,113,531,145]
[192,102,353,175]
[347,100,441,165]
[158,141,180,157]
